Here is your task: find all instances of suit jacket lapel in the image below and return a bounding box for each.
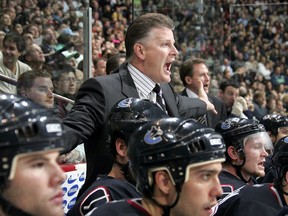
[118,64,139,98]
[160,83,179,117]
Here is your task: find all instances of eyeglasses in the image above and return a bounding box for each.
[60,77,76,83]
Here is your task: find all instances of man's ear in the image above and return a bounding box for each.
[227,145,240,161]
[115,138,127,158]
[20,90,28,97]
[154,170,173,195]
[184,76,192,85]
[133,43,145,60]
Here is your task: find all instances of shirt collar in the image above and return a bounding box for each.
[186,88,199,98]
[128,63,155,98]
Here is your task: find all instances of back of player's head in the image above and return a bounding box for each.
[273,136,288,189]
[260,114,288,136]
[128,117,226,196]
[0,94,65,185]
[215,117,271,162]
[107,97,168,158]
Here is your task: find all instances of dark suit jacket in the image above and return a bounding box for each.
[63,63,208,196]
[181,88,227,129]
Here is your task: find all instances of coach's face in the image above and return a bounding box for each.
[137,27,178,83]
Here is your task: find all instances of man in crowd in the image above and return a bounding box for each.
[215,117,272,199]
[88,117,226,216]
[0,32,31,94]
[180,57,227,128]
[17,69,54,109]
[0,93,66,216]
[63,13,216,196]
[68,97,168,215]
[21,43,46,70]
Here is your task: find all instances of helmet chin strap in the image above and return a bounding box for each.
[0,195,32,216]
[115,160,136,185]
[232,151,249,183]
[149,191,180,216]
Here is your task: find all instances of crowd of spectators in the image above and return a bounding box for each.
[0,0,287,120]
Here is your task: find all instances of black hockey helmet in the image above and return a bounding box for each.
[273,136,288,168]
[215,117,267,150]
[272,136,288,189]
[107,97,168,149]
[0,94,65,183]
[128,117,226,196]
[260,114,288,136]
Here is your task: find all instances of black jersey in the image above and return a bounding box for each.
[87,198,151,216]
[67,175,141,216]
[212,183,287,216]
[219,170,257,199]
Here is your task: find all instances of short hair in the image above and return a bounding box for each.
[17,70,52,94]
[51,64,75,81]
[3,32,26,53]
[125,13,174,61]
[219,80,239,92]
[179,58,206,86]
[106,52,126,74]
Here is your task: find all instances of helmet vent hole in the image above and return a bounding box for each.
[188,140,206,153]
[16,123,39,139]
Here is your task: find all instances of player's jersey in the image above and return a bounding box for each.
[219,170,257,199]
[87,198,151,216]
[67,175,141,216]
[212,183,287,216]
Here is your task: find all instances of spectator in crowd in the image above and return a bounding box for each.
[0,93,66,216]
[0,32,31,94]
[17,69,54,109]
[253,90,269,120]
[21,43,46,70]
[88,117,226,216]
[218,80,252,118]
[215,117,272,199]
[218,80,239,116]
[63,13,216,198]
[0,31,6,52]
[271,66,286,89]
[212,136,288,216]
[40,27,57,55]
[93,57,107,77]
[68,97,168,216]
[106,52,126,74]
[0,13,12,33]
[52,65,77,119]
[179,57,227,128]
[52,64,77,100]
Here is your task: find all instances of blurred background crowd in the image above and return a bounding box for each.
[0,0,287,119]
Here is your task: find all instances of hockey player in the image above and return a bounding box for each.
[259,114,288,183]
[0,93,66,216]
[88,117,226,216]
[260,114,288,146]
[215,117,273,199]
[67,97,168,215]
[212,136,288,216]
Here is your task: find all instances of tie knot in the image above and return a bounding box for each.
[153,84,161,94]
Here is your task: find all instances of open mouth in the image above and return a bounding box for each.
[258,161,265,169]
[164,63,172,72]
